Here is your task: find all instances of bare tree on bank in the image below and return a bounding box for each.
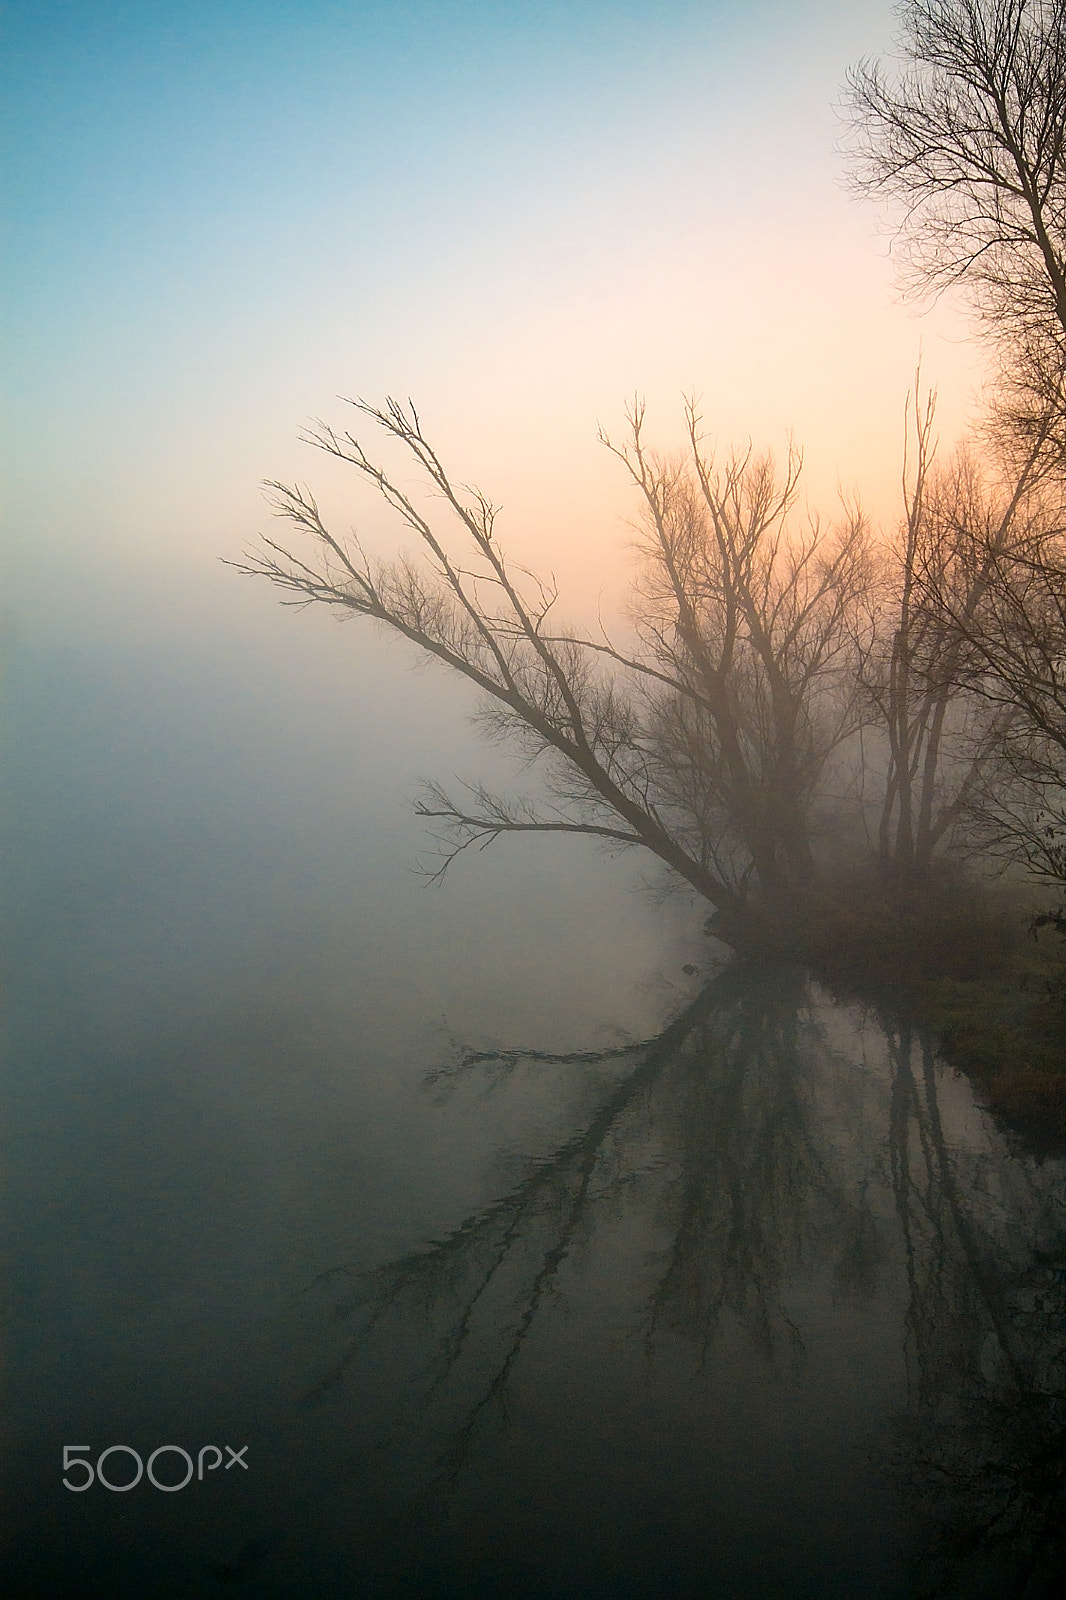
[864,382,1058,880]
[845,0,1066,898]
[845,0,1066,441]
[862,383,971,876]
[232,398,870,948]
[916,470,1066,886]
[603,403,871,919]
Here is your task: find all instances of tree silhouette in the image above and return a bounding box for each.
[233,399,869,947]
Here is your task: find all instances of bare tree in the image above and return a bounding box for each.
[862,384,1051,878]
[604,403,871,919]
[846,0,1066,435]
[917,468,1066,885]
[863,383,965,875]
[841,1,1066,895]
[233,398,869,946]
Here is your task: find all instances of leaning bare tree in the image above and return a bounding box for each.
[845,0,1066,443]
[232,398,869,948]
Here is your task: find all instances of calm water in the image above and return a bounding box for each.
[3,615,1065,1598]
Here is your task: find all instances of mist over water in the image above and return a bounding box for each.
[3,570,1065,1598]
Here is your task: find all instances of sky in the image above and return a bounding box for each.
[2,0,990,641]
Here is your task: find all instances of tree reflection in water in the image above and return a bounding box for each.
[307,969,1066,1596]
[886,1025,1066,1597]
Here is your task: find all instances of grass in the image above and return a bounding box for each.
[803,868,1066,1156]
[912,945,1066,1155]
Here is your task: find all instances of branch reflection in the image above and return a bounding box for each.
[306,970,1066,1594]
[885,1023,1066,1597]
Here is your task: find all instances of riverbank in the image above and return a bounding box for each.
[802,873,1066,1157]
[913,959,1066,1154]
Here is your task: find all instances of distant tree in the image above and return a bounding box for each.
[233,398,869,948]
[862,381,1056,880]
[861,383,973,876]
[917,465,1066,887]
[846,0,1066,440]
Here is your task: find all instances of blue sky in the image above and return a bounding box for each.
[2,0,984,642]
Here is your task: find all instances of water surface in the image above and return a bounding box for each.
[3,621,1065,1599]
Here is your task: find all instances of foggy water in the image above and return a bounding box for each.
[3,598,1066,1599]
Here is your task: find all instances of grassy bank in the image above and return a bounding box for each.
[803,872,1066,1156]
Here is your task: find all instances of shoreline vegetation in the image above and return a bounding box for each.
[799,874,1066,1157]
[688,862,1066,1157]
